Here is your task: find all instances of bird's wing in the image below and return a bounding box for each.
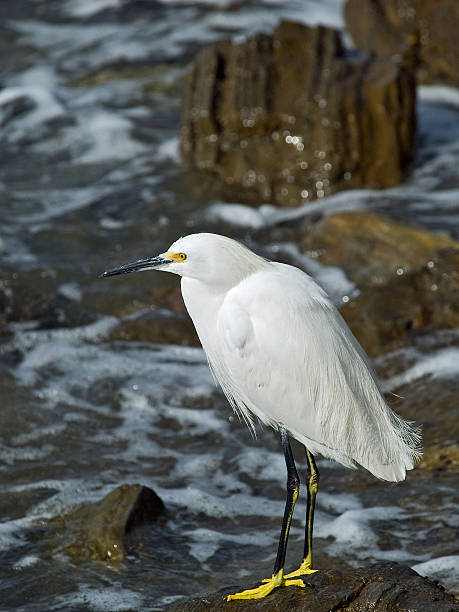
[213,264,419,480]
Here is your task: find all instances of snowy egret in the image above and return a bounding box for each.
[102,233,421,600]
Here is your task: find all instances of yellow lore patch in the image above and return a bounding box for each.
[165,251,187,262]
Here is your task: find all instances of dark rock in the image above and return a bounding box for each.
[103,286,200,346]
[50,484,165,562]
[345,0,459,86]
[108,308,200,346]
[180,21,416,207]
[301,211,459,288]
[0,269,95,333]
[0,93,36,126]
[385,374,459,455]
[166,563,459,611]
[341,249,459,356]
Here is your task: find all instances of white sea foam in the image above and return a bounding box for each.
[63,0,123,18]
[13,555,41,569]
[205,203,267,229]
[0,66,64,142]
[235,448,284,483]
[11,185,113,224]
[419,85,459,108]
[155,137,180,163]
[385,347,459,390]
[0,443,55,466]
[99,216,125,230]
[0,520,27,552]
[57,109,148,164]
[49,585,145,612]
[413,555,459,595]
[12,423,67,446]
[317,491,362,513]
[316,506,410,560]
[58,283,82,302]
[156,485,286,520]
[185,527,274,564]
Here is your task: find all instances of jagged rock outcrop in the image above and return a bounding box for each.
[166,563,459,611]
[345,0,459,86]
[180,21,416,207]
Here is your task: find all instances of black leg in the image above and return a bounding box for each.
[226,426,306,600]
[272,425,300,576]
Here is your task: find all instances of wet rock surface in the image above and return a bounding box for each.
[48,484,165,562]
[341,248,459,357]
[166,563,459,611]
[0,267,96,335]
[181,21,416,206]
[106,287,199,346]
[300,211,458,287]
[345,0,459,86]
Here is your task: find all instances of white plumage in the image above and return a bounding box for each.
[175,233,421,482]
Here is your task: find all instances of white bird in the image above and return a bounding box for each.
[102,232,421,600]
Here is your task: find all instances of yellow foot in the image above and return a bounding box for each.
[227,569,305,601]
[283,559,318,579]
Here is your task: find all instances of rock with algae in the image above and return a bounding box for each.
[166,563,459,611]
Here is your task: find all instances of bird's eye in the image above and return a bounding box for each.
[178,252,187,261]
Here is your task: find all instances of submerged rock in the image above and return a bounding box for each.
[166,563,458,611]
[181,21,416,206]
[51,484,165,562]
[0,268,95,334]
[345,0,459,86]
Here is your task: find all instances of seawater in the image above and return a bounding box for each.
[1,1,458,610]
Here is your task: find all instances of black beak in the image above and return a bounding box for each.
[100,254,172,278]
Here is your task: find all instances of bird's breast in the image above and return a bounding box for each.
[180,278,222,341]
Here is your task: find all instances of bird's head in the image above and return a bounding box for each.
[101,233,267,288]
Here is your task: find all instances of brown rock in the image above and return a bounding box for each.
[51,484,165,562]
[301,211,459,288]
[420,443,459,473]
[166,563,459,611]
[341,249,459,356]
[345,0,459,86]
[181,21,416,207]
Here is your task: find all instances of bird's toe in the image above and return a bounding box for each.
[227,571,305,601]
[283,559,318,579]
